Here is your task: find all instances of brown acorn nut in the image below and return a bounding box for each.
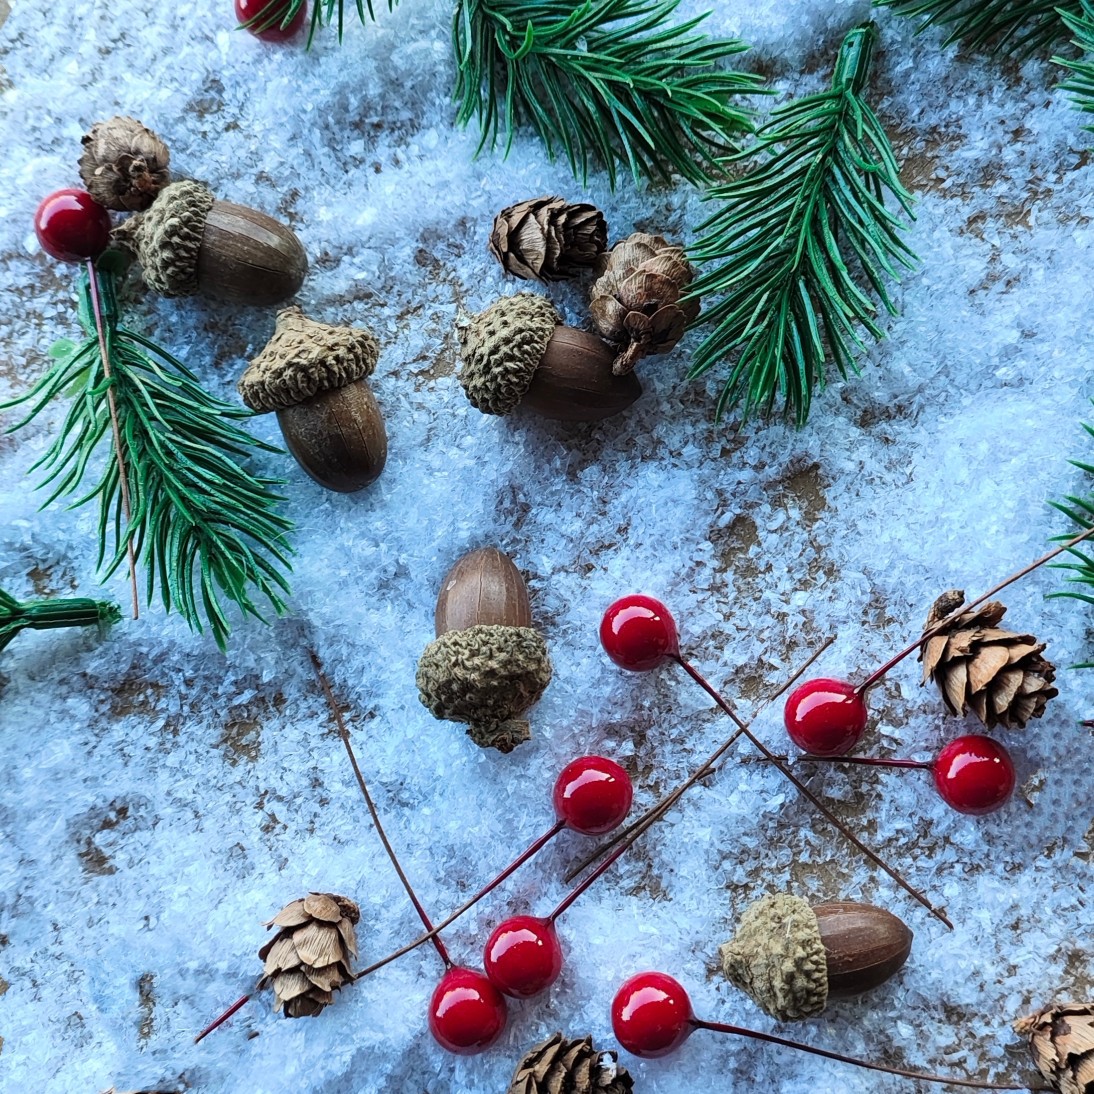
[113,179,307,305]
[719,893,912,1021]
[416,547,552,753]
[238,307,387,493]
[457,294,641,422]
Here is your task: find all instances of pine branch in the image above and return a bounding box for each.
[687,23,917,426]
[874,0,1082,58]
[1058,0,1094,124]
[452,0,767,188]
[239,0,396,43]
[0,587,121,653]
[1048,412,1094,667]
[1,259,294,650]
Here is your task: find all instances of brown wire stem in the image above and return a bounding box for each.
[193,993,251,1045]
[85,258,139,620]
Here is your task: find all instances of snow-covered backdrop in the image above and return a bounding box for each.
[1,0,1092,1091]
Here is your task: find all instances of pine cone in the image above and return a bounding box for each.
[256,893,360,1018]
[1014,1003,1094,1094]
[508,1033,634,1094]
[79,117,170,212]
[918,590,1057,729]
[490,197,607,282]
[589,232,699,375]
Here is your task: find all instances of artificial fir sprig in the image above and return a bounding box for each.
[687,23,917,425]
[451,0,767,188]
[0,257,293,650]
[0,586,120,652]
[874,0,1082,57]
[1058,1,1094,125]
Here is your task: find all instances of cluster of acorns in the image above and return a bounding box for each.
[457,196,698,422]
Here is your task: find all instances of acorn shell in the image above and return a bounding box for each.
[435,547,532,635]
[813,902,913,999]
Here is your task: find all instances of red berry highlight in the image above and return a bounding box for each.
[553,755,634,835]
[427,966,507,1055]
[600,594,679,671]
[34,189,111,264]
[611,971,694,1058]
[783,677,868,757]
[932,734,1015,815]
[483,915,563,999]
[235,0,306,40]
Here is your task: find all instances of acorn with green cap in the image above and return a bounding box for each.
[457,293,641,422]
[113,179,307,306]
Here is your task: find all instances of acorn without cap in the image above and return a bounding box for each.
[113,179,307,305]
[458,294,641,422]
[416,547,552,753]
[719,893,912,1021]
[238,306,387,493]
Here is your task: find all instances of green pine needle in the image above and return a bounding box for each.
[0,587,121,653]
[874,0,1082,57]
[237,0,396,44]
[687,23,917,426]
[452,0,768,188]
[1058,0,1094,125]
[0,261,294,651]
[1048,412,1094,667]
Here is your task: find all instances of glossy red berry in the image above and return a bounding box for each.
[427,966,507,1055]
[34,189,111,264]
[235,0,306,40]
[933,735,1015,815]
[783,677,868,757]
[611,971,694,1058]
[483,915,563,998]
[600,594,679,671]
[553,755,634,835]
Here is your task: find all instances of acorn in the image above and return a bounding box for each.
[416,547,552,753]
[457,294,641,422]
[113,179,307,305]
[238,307,387,493]
[718,893,912,1021]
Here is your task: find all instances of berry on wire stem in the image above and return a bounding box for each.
[34,189,111,263]
[235,0,306,40]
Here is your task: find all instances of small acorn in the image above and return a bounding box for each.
[113,179,307,305]
[238,307,387,493]
[457,294,641,422]
[718,893,912,1021]
[416,547,552,753]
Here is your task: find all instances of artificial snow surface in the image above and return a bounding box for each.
[0,1,1092,1092]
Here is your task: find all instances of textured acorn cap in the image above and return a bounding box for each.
[458,293,561,415]
[416,624,552,752]
[719,893,828,1021]
[238,306,380,413]
[112,179,214,296]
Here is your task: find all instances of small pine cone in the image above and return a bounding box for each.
[256,893,360,1018]
[1014,1003,1094,1094]
[489,197,607,282]
[79,116,171,212]
[919,590,1058,729]
[589,232,699,375]
[508,1032,634,1094]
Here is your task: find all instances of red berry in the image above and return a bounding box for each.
[783,677,868,757]
[611,971,694,1058]
[34,189,111,264]
[553,755,634,835]
[235,0,306,40]
[483,915,563,999]
[427,966,507,1055]
[932,735,1015,815]
[600,594,679,671]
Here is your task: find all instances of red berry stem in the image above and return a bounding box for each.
[800,755,931,770]
[689,1018,1040,1091]
[855,523,1094,698]
[564,636,837,884]
[310,650,453,969]
[674,654,953,929]
[351,818,566,982]
[193,993,251,1045]
[548,831,632,922]
[85,259,140,622]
